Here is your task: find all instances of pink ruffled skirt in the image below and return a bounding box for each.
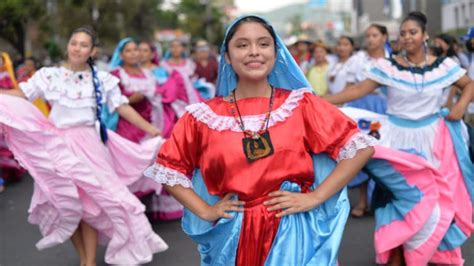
[0,95,168,264]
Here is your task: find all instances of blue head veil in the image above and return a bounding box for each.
[108,37,133,70]
[216,15,311,97]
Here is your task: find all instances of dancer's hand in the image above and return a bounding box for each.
[202,193,245,222]
[447,104,465,121]
[148,126,162,137]
[264,191,319,218]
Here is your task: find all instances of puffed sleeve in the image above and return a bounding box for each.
[144,112,201,188]
[99,71,129,112]
[302,93,376,161]
[18,67,51,101]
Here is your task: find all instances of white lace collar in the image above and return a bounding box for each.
[185,88,312,132]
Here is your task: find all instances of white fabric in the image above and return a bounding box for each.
[19,67,128,129]
[380,119,440,166]
[404,203,441,250]
[116,67,164,130]
[336,132,377,162]
[185,88,311,132]
[365,57,466,120]
[116,67,156,98]
[340,107,440,166]
[144,163,193,188]
[328,55,357,95]
[0,72,9,80]
[346,51,374,83]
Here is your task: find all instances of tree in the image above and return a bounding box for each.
[176,0,225,45]
[0,0,46,56]
[0,0,179,57]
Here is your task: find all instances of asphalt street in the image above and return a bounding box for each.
[1,177,472,266]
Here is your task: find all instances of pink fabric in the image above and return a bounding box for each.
[156,70,189,138]
[372,146,441,264]
[0,78,26,180]
[374,120,473,265]
[0,73,14,89]
[0,95,168,264]
[428,120,473,265]
[111,69,153,143]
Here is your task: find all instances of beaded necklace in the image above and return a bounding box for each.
[402,53,427,93]
[229,87,275,161]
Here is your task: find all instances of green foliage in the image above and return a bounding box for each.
[176,0,225,45]
[0,0,180,56]
[0,0,229,57]
[0,0,46,55]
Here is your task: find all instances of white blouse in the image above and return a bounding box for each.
[365,57,466,120]
[19,66,128,128]
[328,56,357,95]
[346,51,375,83]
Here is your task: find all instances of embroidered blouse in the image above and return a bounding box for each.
[19,67,128,128]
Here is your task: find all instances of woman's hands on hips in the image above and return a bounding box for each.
[264,191,320,218]
[201,193,245,222]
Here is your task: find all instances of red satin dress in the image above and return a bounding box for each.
[156,88,358,265]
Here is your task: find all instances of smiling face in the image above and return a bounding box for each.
[399,20,427,54]
[67,32,94,65]
[225,22,276,83]
[120,41,139,66]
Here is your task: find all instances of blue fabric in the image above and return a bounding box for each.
[194,80,214,100]
[181,170,243,266]
[347,172,369,187]
[108,38,133,70]
[438,223,469,251]
[369,65,463,90]
[346,94,387,115]
[182,154,350,266]
[264,154,349,266]
[216,15,311,97]
[444,119,474,202]
[388,112,440,128]
[89,63,108,143]
[100,106,119,131]
[364,159,423,230]
[151,67,169,85]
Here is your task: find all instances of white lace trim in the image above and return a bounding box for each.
[185,88,312,132]
[144,163,193,188]
[336,133,377,162]
[22,68,122,109]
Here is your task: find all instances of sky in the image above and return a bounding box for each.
[234,0,307,13]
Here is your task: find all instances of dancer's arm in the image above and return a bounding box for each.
[448,75,474,120]
[323,79,379,105]
[116,104,161,136]
[164,185,245,222]
[265,147,374,217]
[0,89,27,98]
[127,92,146,104]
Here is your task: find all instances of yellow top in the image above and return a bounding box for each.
[306,64,329,96]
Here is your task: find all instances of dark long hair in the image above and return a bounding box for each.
[70,26,108,144]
